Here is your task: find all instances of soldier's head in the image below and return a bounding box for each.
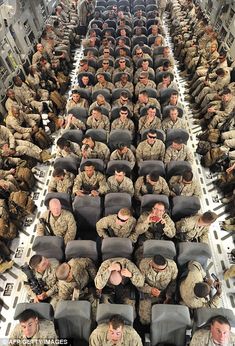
[96,73,106,83]
[6,89,15,100]
[163,46,170,56]
[114,168,126,183]
[57,138,71,152]
[221,88,232,102]
[162,73,171,85]
[147,171,160,185]
[52,168,66,181]
[147,106,157,118]
[49,198,62,217]
[118,58,127,69]
[102,59,110,69]
[142,59,149,70]
[169,107,179,122]
[56,262,73,282]
[119,106,129,120]
[182,170,193,184]
[82,135,95,148]
[91,107,102,120]
[152,202,166,219]
[96,94,106,105]
[83,161,96,178]
[218,52,227,63]
[210,42,218,53]
[81,75,90,86]
[169,91,179,105]
[29,254,49,273]
[209,315,231,345]
[171,138,183,150]
[138,91,149,103]
[194,282,211,299]
[151,25,159,35]
[119,91,129,104]
[109,270,122,286]
[117,143,128,154]
[153,35,163,46]
[119,48,127,57]
[216,68,225,77]
[36,43,44,52]
[139,71,149,84]
[146,129,157,144]
[151,255,167,272]
[135,47,144,58]
[200,211,218,225]
[116,208,131,225]
[18,309,39,338]
[13,76,23,87]
[107,315,125,343]
[71,89,81,101]
[120,73,129,83]
[120,28,127,37]
[11,106,20,117]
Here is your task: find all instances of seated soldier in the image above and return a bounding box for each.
[48,168,75,193]
[190,315,235,346]
[135,202,176,242]
[66,89,89,112]
[134,91,160,119]
[62,113,86,131]
[135,71,156,97]
[25,255,59,308]
[96,208,138,242]
[161,107,186,132]
[73,161,108,197]
[86,106,110,132]
[134,171,170,200]
[89,314,143,346]
[114,73,134,94]
[136,129,165,164]
[164,138,194,165]
[81,134,110,163]
[89,94,111,114]
[169,170,201,197]
[93,73,114,93]
[8,309,57,345]
[107,168,134,196]
[96,59,114,77]
[138,106,162,133]
[112,91,133,113]
[56,257,97,301]
[176,211,218,243]
[110,143,136,170]
[134,59,155,84]
[95,258,144,307]
[111,106,135,135]
[113,59,133,79]
[180,260,222,309]
[156,73,178,98]
[138,254,178,325]
[56,137,81,159]
[36,198,77,244]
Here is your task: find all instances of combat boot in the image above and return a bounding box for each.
[221,224,235,231]
[0,260,14,273]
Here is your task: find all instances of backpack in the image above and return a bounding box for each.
[8,191,36,219]
[201,147,227,168]
[15,167,36,191]
[33,128,53,149]
[196,141,212,156]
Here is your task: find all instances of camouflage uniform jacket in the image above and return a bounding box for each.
[85,141,110,162]
[111,118,135,134]
[190,329,235,346]
[135,212,176,239]
[6,113,35,135]
[176,215,210,243]
[73,171,108,195]
[96,214,137,242]
[95,257,144,290]
[135,80,157,96]
[115,81,134,94]
[136,139,165,163]
[134,176,170,200]
[112,99,134,113]
[134,98,161,118]
[169,175,201,197]
[13,82,36,105]
[36,209,77,244]
[9,320,58,346]
[86,114,110,132]
[0,125,16,150]
[89,101,111,114]
[164,144,194,165]
[138,116,161,132]
[110,149,136,169]
[58,258,97,300]
[107,176,134,196]
[56,141,81,159]
[180,261,221,309]
[66,98,89,111]
[89,324,143,346]
[48,171,75,193]
[138,258,178,294]
[92,81,114,93]
[162,117,187,132]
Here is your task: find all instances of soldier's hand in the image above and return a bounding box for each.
[109,262,121,272]
[204,277,213,286]
[9,168,16,175]
[226,163,235,174]
[215,281,222,296]
[76,190,85,196]
[34,296,40,303]
[121,268,132,278]
[151,288,161,297]
[208,107,215,113]
[90,190,99,197]
[37,292,48,301]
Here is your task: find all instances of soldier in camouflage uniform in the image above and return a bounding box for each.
[56,137,81,159]
[95,258,144,307]
[114,73,134,95]
[169,170,201,197]
[81,134,110,163]
[138,106,162,133]
[96,208,138,242]
[92,73,114,93]
[111,107,135,135]
[135,72,156,97]
[134,171,170,200]
[86,106,110,132]
[48,168,75,193]
[136,129,165,164]
[134,91,160,119]
[180,260,222,309]
[112,91,134,113]
[26,255,59,308]
[66,89,89,112]
[36,198,77,244]
[89,94,111,115]
[190,315,235,346]
[110,143,136,169]
[89,315,143,346]
[164,138,194,165]
[162,107,186,132]
[107,169,134,196]
[73,161,108,197]
[138,254,178,324]
[9,309,57,346]
[176,211,218,243]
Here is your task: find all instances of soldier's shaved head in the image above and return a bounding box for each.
[49,198,61,216]
[109,270,122,285]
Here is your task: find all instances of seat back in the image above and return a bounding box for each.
[166,161,192,180]
[143,240,176,259]
[92,89,111,102]
[138,160,165,177]
[194,308,235,329]
[61,129,83,144]
[96,304,134,325]
[171,196,201,221]
[141,128,165,142]
[67,107,88,123]
[44,193,72,211]
[32,236,64,262]
[80,158,105,173]
[55,301,91,341]
[166,129,189,147]
[54,157,80,175]
[102,238,133,260]
[108,130,132,151]
[65,240,98,261]
[159,88,178,105]
[104,192,132,215]
[112,88,132,100]
[85,129,108,143]
[14,303,54,320]
[151,305,191,346]
[177,242,212,268]
[162,105,184,119]
[106,160,132,176]
[140,194,169,213]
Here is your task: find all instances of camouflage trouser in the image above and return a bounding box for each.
[16,139,41,160]
[139,295,164,325]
